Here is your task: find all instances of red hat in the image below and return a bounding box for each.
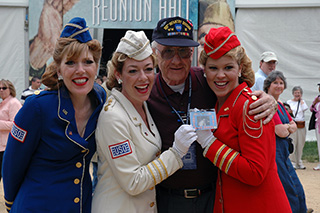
[204,27,241,59]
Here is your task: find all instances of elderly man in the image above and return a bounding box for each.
[251,51,278,91]
[147,16,277,213]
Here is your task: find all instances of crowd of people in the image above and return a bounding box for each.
[0,15,318,213]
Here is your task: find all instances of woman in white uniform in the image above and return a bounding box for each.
[92,30,197,212]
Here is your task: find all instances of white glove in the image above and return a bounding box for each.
[196,130,216,149]
[172,124,198,158]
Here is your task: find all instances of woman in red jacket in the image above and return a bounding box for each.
[196,27,291,212]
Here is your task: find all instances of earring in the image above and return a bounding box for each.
[238,72,241,77]
[118,79,123,84]
[58,75,63,80]
[204,73,207,78]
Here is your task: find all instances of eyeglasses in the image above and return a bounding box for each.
[0,87,7,90]
[156,47,193,60]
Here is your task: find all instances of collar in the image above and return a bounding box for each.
[217,82,249,115]
[0,95,13,105]
[111,89,145,127]
[110,89,160,145]
[155,68,198,98]
[258,68,268,78]
[57,85,105,142]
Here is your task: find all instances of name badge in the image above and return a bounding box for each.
[181,142,197,170]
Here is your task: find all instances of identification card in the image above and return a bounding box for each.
[190,109,217,130]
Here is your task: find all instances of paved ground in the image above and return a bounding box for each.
[0,162,319,212]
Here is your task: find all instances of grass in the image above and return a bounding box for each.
[302,141,319,163]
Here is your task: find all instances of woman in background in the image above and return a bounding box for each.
[264,71,307,213]
[310,83,320,170]
[287,86,308,169]
[0,79,22,180]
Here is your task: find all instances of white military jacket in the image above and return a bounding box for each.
[92,89,183,213]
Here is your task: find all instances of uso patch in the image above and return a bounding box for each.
[11,122,27,143]
[109,140,132,159]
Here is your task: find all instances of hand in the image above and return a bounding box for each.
[248,91,277,125]
[172,125,198,158]
[288,120,297,134]
[313,96,320,105]
[196,130,216,149]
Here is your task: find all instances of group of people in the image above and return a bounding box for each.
[0,15,317,213]
[252,49,320,172]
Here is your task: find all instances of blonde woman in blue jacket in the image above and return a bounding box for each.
[92,31,197,212]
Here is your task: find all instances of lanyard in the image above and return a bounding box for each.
[158,73,192,124]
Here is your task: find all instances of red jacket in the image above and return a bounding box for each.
[204,83,291,213]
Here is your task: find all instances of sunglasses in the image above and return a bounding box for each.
[156,47,192,60]
[0,87,7,90]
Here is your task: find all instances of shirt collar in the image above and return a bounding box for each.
[155,68,198,98]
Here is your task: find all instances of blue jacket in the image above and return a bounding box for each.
[3,84,106,213]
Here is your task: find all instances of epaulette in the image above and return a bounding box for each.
[104,97,115,111]
[241,89,263,139]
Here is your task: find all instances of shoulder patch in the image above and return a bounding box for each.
[109,140,132,159]
[10,122,27,143]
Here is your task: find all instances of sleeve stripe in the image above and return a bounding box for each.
[5,200,13,205]
[158,158,168,177]
[225,152,239,174]
[214,144,227,165]
[147,164,156,185]
[219,148,232,169]
[152,161,163,181]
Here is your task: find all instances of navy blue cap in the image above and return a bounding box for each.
[152,16,199,47]
[60,17,92,43]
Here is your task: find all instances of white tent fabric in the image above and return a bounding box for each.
[0,5,28,100]
[235,7,320,140]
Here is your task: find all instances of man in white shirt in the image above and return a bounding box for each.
[251,51,278,91]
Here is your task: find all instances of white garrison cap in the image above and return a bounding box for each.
[115,30,152,61]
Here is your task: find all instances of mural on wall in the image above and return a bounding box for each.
[28,0,198,80]
[29,0,80,79]
[197,0,235,63]
[28,0,234,78]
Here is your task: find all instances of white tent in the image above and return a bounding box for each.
[0,0,28,101]
[235,0,320,141]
